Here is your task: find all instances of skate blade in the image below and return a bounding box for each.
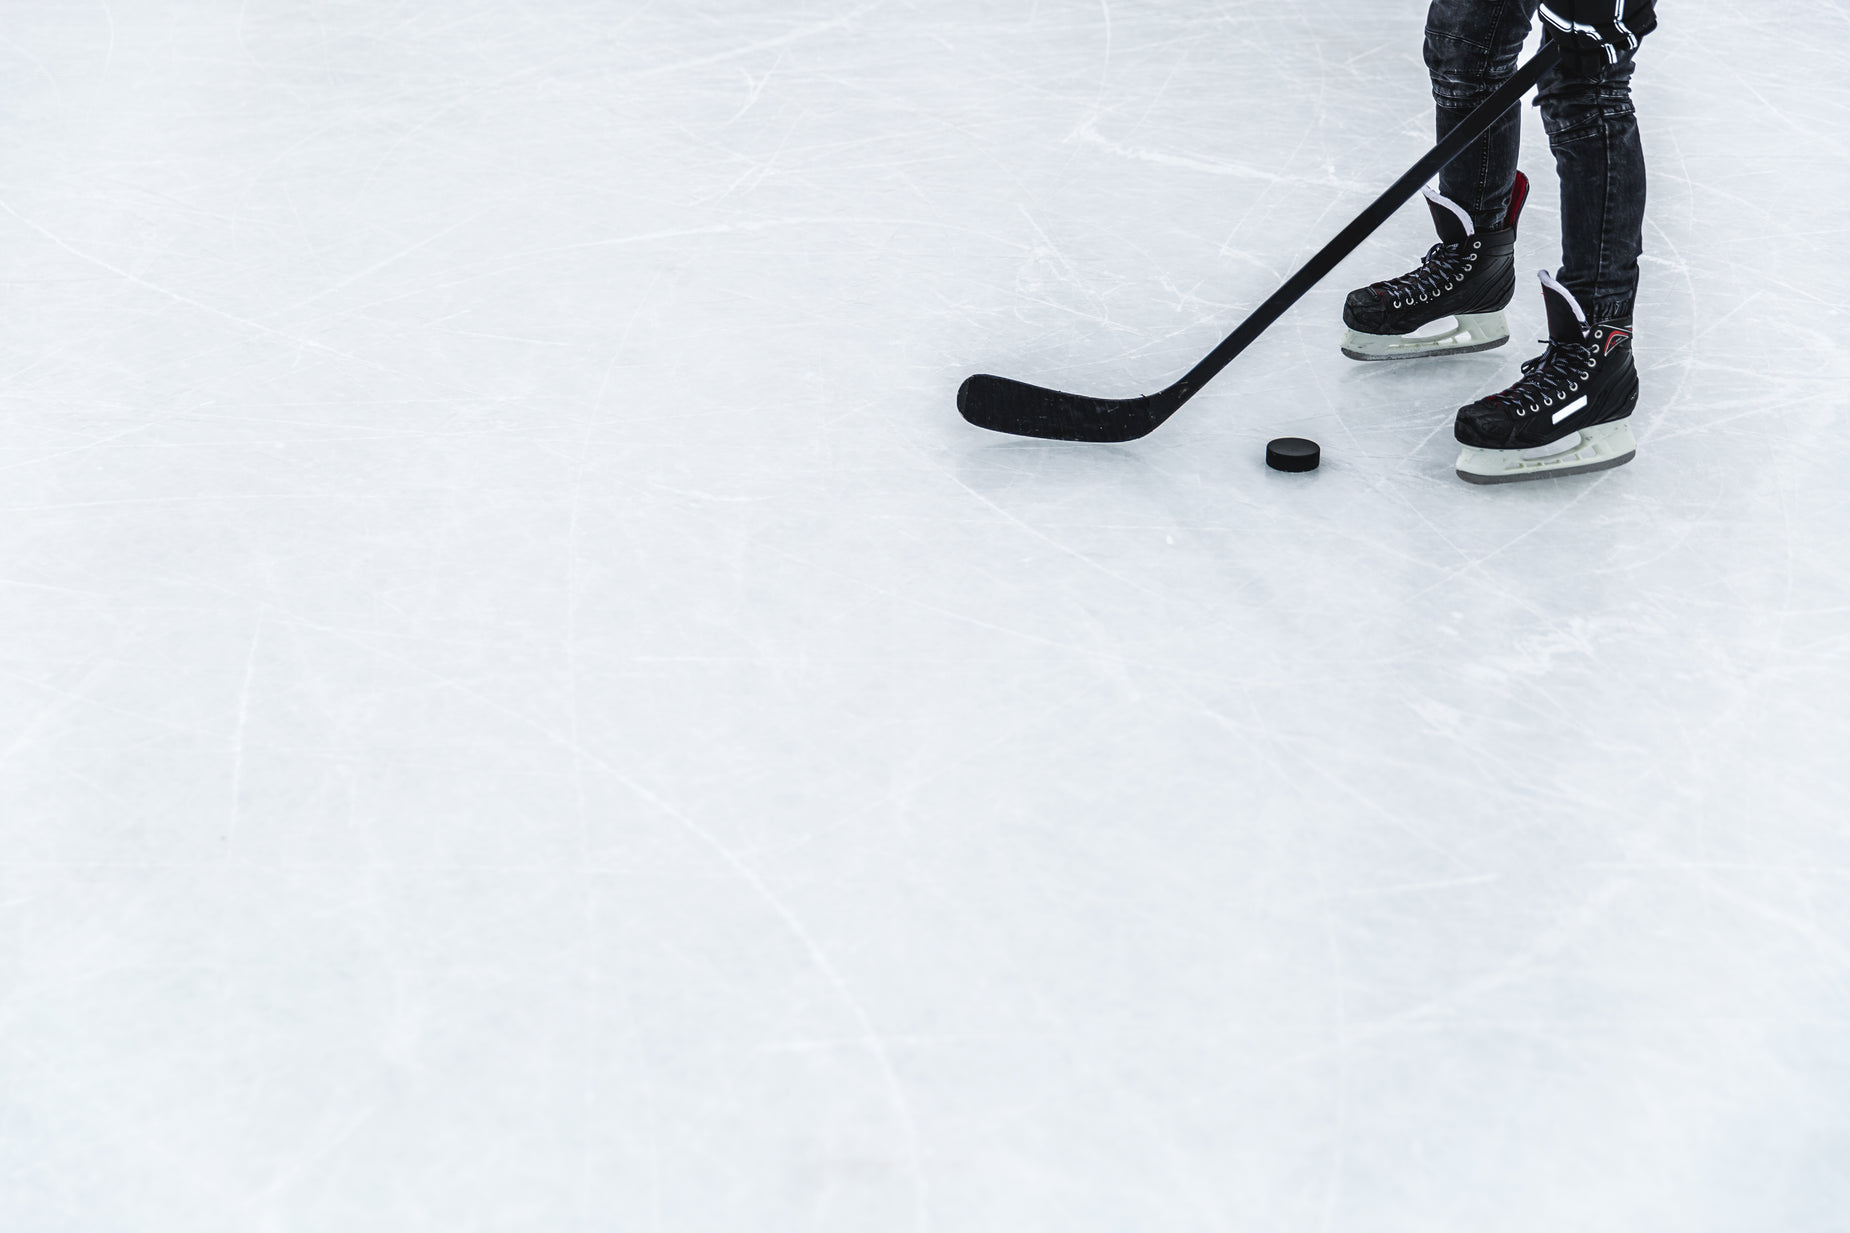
[1454,420,1637,485]
[1341,312,1510,362]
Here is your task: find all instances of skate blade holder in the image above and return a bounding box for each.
[1454,420,1638,484]
[1341,311,1510,361]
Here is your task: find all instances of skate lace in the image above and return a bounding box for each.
[1488,339,1598,412]
[1373,242,1473,305]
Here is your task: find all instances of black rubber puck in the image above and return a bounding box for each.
[1266,437,1320,472]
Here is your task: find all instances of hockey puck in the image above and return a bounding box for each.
[1266,437,1320,473]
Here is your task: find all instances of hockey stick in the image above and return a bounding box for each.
[957,38,1562,442]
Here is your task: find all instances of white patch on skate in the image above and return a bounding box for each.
[1550,394,1588,425]
[1538,269,1588,327]
[1421,185,1475,237]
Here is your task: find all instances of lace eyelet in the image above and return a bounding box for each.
[1516,409,1527,417]
[1473,241,1481,249]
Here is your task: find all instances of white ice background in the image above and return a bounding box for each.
[3,2,1848,1230]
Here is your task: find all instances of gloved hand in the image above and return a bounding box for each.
[1539,1,1658,76]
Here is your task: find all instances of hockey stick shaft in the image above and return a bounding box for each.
[1159,38,1562,411]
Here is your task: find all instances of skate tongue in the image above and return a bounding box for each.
[1537,269,1590,342]
[1422,187,1473,245]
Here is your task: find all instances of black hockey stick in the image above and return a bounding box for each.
[957,38,1562,442]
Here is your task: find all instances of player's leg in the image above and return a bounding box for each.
[1450,38,1646,483]
[1538,47,1645,327]
[1429,0,1538,228]
[1340,0,1540,361]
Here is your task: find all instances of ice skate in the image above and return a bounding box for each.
[1453,270,1639,484]
[1340,173,1526,361]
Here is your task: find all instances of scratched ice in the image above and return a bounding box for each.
[2,2,1847,1230]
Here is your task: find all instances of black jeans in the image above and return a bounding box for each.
[1425,0,1646,324]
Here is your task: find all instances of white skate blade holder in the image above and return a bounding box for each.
[1341,312,1510,361]
[1454,419,1637,484]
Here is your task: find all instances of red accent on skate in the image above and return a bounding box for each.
[1503,171,1530,231]
[1604,329,1630,356]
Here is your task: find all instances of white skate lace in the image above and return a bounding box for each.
[1372,243,1474,306]
[1487,339,1598,415]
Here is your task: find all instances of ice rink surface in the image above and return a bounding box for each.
[4,1,1848,1229]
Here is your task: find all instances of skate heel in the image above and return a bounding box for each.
[1341,310,1510,362]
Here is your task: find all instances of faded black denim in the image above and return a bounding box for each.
[1424,0,1646,324]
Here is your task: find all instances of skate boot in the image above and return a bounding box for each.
[1341,172,1527,361]
[1453,270,1639,484]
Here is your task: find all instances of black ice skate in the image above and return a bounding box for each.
[1340,172,1527,361]
[1452,270,1639,484]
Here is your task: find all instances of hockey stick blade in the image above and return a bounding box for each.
[956,374,1179,443]
[957,39,1561,442]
